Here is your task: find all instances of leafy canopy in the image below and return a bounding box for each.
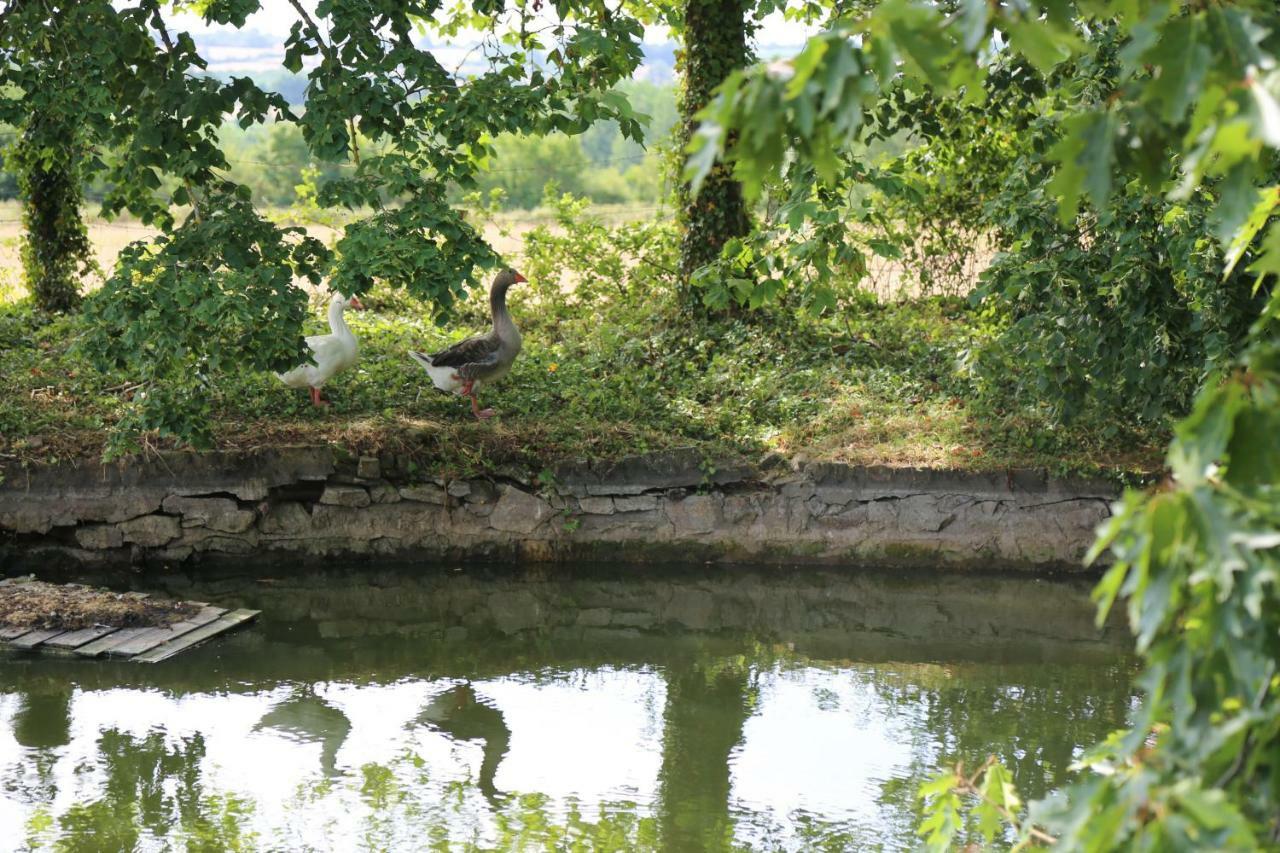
[0,0,649,451]
[683,0,1280,845]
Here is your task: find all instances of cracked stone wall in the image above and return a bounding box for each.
[0,447,1119,571]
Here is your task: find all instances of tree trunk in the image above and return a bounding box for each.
[16,112,92,313]
[677,0,751,302]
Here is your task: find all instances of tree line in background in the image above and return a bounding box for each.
[0,80,676,210]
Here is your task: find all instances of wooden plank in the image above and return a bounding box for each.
[9,629,69,649]
[101,607,226,658]
[134,609,259,664]
[0,625,33,640]
[74,627,153,658]
[44,625,121,650]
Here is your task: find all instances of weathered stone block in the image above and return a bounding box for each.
[489,488,553,534]
[75,524,123,550]
[721,495,760,525]
[161,495,256,533]
[311,503,442,541]
[447,480,471,498]
[320,484,370,508]
[357,456,381,480]
[368,483,401,505]
[191,535,255,555]
[444,505,492,535]
[613,495,657,513]
[118,514,181,547]
[466,480,499,504]
[259,501,312,535]
[611,610,656,628]
[578,497,615,515]
[665,494,720,534]
[896,495,953,533]
[399,484,447,505]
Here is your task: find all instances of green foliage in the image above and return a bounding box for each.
[675,0,1280,843]
[676,1,1280,847]
[868,38,1267,430]
[0,0,654,449]
[1,194,1158,475]
[921,301,1280,846]
[972,178,1261,429]
[11,113,94,313]
[81,188,328,454]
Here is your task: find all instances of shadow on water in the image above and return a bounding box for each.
[0,563,1136,851]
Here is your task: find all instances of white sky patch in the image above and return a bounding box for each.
[479,668,665,813]
[162,0,816,75]
[730,666,922,849]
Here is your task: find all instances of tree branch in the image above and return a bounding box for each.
[956,758,1059,847]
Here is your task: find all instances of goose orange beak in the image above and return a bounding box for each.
[349,296,366,310]
[514,272,527,283]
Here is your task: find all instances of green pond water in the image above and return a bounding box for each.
[0,564,1136,852]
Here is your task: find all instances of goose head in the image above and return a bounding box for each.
[491,268,527,293]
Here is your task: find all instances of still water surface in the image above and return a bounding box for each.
[0,565,1135,851]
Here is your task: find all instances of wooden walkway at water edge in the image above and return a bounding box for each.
[0,580,259,663]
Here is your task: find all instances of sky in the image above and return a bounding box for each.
[167,0,817,75]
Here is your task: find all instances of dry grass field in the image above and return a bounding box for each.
[0,199,984,304]
[0,200,665,301]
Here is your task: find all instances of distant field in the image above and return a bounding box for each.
[0,200,667,302]
[0,199,985,303]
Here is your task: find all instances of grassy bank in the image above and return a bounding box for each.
[0,207,1166,479]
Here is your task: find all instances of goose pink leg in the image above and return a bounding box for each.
[461,381,495,419]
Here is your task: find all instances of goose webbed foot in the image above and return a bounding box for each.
[468,393,495,420]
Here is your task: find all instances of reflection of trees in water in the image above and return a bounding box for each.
[657,656,757,852]
[868,662,1134,790]
[7,686,74,804]
[12,689,73,750]
[870,660,1136,845]
[22,726,256,851]
[0,602,1133,852]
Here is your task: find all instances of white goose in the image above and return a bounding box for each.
[277,292,365,406]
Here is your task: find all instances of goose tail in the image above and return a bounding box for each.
[410,350,464,393]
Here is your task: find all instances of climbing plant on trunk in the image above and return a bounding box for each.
[11,105,93,315]
[676,0,752,299]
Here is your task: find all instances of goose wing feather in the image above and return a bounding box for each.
[306,334,345,364]
[429,333,500,369]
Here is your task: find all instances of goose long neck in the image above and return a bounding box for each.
[328,298,352,338]
[490,282,516,337]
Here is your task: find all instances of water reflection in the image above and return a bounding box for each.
[0,564,1135,851]
[255,685,352,778]
[413,682,510,806]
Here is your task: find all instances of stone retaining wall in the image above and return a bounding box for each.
[0,447,1119,571]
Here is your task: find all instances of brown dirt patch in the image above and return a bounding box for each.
[0,578,201,631]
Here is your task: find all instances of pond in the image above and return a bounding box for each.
[0,564,1135,851]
